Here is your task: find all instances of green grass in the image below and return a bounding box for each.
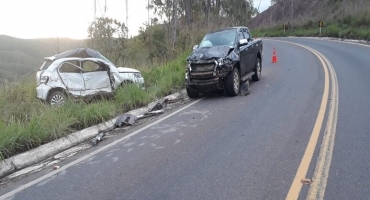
[0,51,189,160]
[251,15,370,41]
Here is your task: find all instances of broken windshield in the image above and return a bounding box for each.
[199,29,236,48]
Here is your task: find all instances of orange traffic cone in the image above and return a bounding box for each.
[272,48,278,63]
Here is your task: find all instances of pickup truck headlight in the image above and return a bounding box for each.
[217,58,224,66]
[187,61,192,71]
[40,76,49,84]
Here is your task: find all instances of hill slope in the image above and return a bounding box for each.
[0,35,85,83]
[250,0,369,29]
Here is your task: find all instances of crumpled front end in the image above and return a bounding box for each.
[185,48,240,91]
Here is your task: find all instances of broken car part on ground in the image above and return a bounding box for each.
[91,97,171,146]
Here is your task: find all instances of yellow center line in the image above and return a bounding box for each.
[306,52,339,200]
[284,44,329,200]
[264,39,339,200]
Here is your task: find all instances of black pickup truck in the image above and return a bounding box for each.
[185,26,263,98]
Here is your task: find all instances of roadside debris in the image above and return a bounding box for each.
[91,132,106,146]
[301,178,313,185]
[137,110,165,120]
[167,98,181,104]
[53,144,91,160]
[92,97,179,146]
[148,98,168,112]
[114,114,138,128]
[240,80,251,96]
[6,164,46,180]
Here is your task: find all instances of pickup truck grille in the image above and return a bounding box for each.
[190,63,215,72]
[190,71,214,79]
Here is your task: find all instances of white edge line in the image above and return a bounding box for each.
[0,98,203,200]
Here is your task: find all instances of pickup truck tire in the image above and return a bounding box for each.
[225,67,240,96]
[186,88,199,98]
[252,58,261,81]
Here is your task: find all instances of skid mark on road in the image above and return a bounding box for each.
[127,148,134,153]
[88,160,101,165]
[178,109,211,121]
[150,121,188,135]
[150,134,161,138]
[122,142,136,147]
[108,149,120,153]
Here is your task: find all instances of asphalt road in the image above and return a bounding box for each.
[278,37,370,200]
[0,38,369,200]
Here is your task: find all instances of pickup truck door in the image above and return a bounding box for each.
[242,29,256,73]
[237,30,248,76]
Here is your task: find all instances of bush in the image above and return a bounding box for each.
[324,24,340,37]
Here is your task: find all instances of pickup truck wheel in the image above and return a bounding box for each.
[48,91,66,106]
[225,68,240,96]
[186,88,199,98]
[252,58,261,81]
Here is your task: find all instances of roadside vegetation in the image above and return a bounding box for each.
[252,14,370,40]
[0,0,259,160]
[250,0,370,41]
[0,52,188,160]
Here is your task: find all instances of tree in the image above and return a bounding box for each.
[221,0,256,26]
[147,0,258,60]
[87,17,128,66]
[172,0,178,50]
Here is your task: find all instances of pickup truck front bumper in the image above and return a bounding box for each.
[185,72,227,91]
[185,57,235,92]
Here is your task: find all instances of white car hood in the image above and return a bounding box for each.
[117,67,140,73]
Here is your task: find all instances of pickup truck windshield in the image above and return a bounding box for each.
[199,29,236,48]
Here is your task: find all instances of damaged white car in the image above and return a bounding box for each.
[36,48,145,106]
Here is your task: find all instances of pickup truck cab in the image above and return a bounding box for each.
[185,26,263,97]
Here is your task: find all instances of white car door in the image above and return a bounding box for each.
[81,59,112,95]
[58,61,85,96]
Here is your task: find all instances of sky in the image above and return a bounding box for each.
[0,0,271,39]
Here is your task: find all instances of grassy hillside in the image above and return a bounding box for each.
[250,0,370,40]
[0,35,85,83]
[0,51,188,160]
